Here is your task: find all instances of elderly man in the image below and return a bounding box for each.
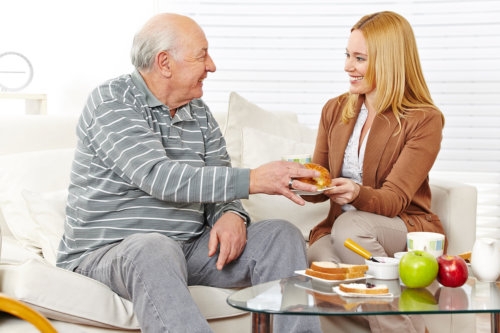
[56,12,322,333]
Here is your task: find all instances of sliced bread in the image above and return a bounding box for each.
[310,261,348,274]
[337,263,369,274]
[309,261,368,275]
[338,283,389,295]
[305,269,365,281]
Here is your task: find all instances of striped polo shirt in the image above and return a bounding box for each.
[56,71,250,271]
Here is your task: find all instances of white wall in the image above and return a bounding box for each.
[0,0,157,114]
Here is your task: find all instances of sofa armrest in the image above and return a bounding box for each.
[430,178,477,255]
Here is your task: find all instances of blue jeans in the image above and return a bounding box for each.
[75,219,322,333]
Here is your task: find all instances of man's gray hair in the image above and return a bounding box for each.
[130,21,179,71]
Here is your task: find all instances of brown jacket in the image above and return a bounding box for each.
[308,93,446,246]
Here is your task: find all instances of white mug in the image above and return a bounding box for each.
[281,154,311,164]
[407,232,445,257]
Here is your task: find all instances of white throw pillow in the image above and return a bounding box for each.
[241,127,315,164]
[21,189,67,265]
[0,190,41,252]
[240,127,329,240]
[224,92,316,167]
[0,148,74,254]
[0,236,42,264]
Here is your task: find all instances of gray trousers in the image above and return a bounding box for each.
[75,219,322,333]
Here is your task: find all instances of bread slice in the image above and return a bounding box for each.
[458,251,471,263]
[337,263,369,274]
[305,268,366,281]
[309,262,368,274]
[338,283,389,295]
[310,262,348,274]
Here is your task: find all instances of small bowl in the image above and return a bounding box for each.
[394,252,408,260]
[365,257,400,280]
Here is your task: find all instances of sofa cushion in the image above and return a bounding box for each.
[0,255,246,328]
[240,127,329,240]
[224,92,316,167]
[0,259,140,329]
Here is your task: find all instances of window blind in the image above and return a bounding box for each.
[159,0,500,239]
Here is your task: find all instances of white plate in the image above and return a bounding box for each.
[294,270,372,285]
[333,286,393,298]
[292,186,336,196]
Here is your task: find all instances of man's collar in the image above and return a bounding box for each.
[131,70,193,120]
[131,70,163,108]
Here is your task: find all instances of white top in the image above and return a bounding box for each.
[341,104,369,211]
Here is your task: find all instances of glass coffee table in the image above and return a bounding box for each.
[227,274,500,333]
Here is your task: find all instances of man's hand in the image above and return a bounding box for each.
[249,161,320,205]
[208,212,247,270]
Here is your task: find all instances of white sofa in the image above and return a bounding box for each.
[0,92,478,332]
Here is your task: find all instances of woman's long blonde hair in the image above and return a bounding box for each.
[342,11,440,125]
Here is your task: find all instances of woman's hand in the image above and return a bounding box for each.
[323,177,360,205]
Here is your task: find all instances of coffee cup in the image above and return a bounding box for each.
[281,154,311,164]
[407,232,445,257]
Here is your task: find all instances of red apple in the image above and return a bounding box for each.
[435,286,469,310]
[436,255,469,288]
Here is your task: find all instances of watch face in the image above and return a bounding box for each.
[0,51,33,92]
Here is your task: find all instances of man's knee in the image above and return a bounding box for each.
[250,219,306,253]
[124,233,183,260]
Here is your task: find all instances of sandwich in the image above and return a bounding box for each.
[305,261,368,280]
[338,282,389,295]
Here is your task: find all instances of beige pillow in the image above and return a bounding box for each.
[240,127,329,240]
[224,92,316,167]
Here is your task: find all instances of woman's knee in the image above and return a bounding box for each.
[307,235,337,265]
[331,211,374,242]
[331,212,382,264]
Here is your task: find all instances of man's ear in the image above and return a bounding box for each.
[157,50,172,77]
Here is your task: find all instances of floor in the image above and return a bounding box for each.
[477,313,492,333]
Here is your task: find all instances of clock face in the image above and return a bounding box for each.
[0,52,33,92]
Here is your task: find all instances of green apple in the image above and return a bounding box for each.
[399,287,439,311]
[399,250,439,288]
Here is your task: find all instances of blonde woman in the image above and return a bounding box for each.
[306,11,445,332]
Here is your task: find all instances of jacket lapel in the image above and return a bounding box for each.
[363,110,400,187]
